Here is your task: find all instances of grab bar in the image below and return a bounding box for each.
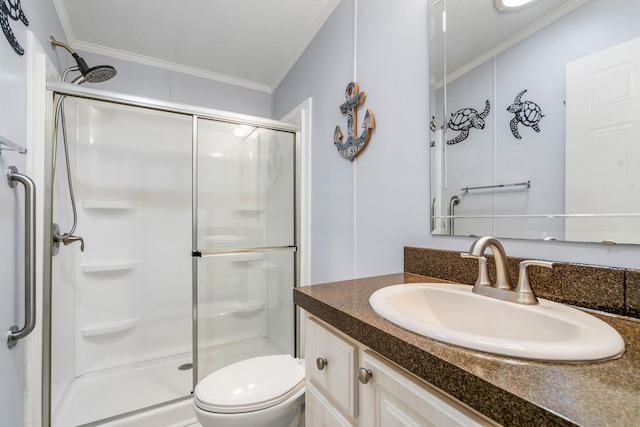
[431,198,436,232]
[449,195,460,235]
[6,166,36,349]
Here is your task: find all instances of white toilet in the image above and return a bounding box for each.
[193,354,305,427]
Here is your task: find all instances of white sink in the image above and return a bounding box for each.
[369,283,625,362]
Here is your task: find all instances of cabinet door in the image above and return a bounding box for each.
[359,351,494,427]
[306,383,355,427]
[305,317,358,418]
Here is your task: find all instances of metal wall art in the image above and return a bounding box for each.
[1,0,28,55]
[334,82,375,161]
[430,115,436,147]
[446,100,490,145]
[507,89,544,139]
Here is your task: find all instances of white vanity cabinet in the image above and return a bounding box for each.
[305,315,496,427]
[305,316,358,424]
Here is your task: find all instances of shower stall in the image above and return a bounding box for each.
[46,86,299,426]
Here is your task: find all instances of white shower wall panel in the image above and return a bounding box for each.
[59,99,193,376]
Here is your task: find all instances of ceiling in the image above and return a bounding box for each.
[430,0,588,84]
[52,0,342,93]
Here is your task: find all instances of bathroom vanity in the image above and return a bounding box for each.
[294,272,640,426]
[304,314,497,426]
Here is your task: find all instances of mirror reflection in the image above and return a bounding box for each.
[430,0,640,244]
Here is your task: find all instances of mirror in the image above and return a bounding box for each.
[430,0,640,244]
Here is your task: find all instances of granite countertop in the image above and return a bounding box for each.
[294,273,640,427]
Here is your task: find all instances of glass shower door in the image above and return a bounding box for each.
[195,118,297,381]
[50,97,193,426]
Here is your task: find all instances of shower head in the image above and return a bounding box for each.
[50,36,117,84]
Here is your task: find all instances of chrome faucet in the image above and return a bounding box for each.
[468,236,513,290]
[462,236,553,305]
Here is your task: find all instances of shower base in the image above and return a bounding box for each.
[52,337,284,427]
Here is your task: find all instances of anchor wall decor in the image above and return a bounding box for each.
[1,0,29,55]
[334,82,375,161]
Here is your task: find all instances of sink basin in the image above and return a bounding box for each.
[369,283,625,362]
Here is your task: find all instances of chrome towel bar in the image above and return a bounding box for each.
[6,166,36,349]
[461,180,530,193]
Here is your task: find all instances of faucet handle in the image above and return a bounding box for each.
[516,260,554,305]
[460,253,491,287]
[63,235,85,252]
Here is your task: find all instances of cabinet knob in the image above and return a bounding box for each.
[316,357,327,370]
[358,367,372,384]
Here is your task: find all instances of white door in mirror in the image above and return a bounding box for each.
[565,37,640,244]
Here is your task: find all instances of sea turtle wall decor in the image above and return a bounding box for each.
[430,115,436,147]
[1,0,29,55]
[446,100,490,145]
[507,89,544,139]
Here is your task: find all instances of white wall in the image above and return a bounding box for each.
[0,27,30,427]
[273,0,432,284]
[275,0,640,276]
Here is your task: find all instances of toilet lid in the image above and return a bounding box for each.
[194,354,305,414]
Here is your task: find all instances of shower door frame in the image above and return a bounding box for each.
[43,82,303,426]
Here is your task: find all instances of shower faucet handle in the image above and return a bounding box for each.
[62,235,85,252]
[52,224,85,254]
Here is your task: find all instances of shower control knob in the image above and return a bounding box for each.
[358,367,372,384]
[316,357,327,370]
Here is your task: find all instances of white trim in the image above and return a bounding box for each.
[280,98,312,360]
[281,98,312,288]
[73,40,273,94]
[25,31,51,427]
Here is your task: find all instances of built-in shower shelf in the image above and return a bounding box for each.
[81,318,139,337]
[200,300,265,318]
[232,205,265,213]
[81,259,140,273]
[232,300,265,316]
[82,200,141,210]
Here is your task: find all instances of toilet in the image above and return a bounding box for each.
[193,354,305,427]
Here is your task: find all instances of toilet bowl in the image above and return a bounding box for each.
[193,354,305,427]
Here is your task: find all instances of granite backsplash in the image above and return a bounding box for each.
[404,246,640,320]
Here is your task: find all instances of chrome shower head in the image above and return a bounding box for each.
[50,36,117,84]
[79,62,117,83]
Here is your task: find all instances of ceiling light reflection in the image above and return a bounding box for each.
[494,0,539,12]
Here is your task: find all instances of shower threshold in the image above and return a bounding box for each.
[52,337,285,427]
